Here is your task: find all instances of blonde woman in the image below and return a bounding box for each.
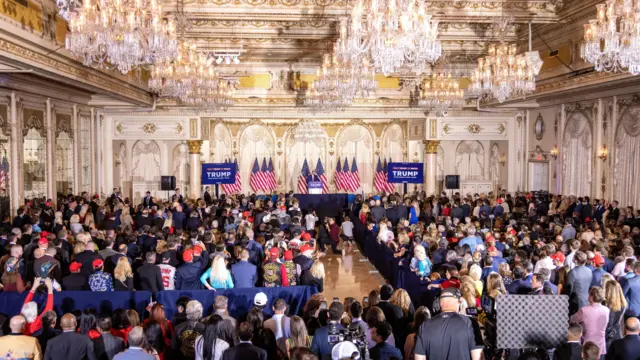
[121,206,134,228]
[460,276,479,308]
[200,255,233,290]
[389,288,415,318]
[53,211,64,233]
[114,257,134,291]
[69,214,83,234]
[486,273,507,299]
[409,245,432,278]
[301,260,324,293]
[84,211,95,228]
[468,264,483,297]
[604,281,628,348]
[359,203,369,224]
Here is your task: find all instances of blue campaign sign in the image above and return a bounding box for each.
[201,163,236,184]
[387,162,424,183]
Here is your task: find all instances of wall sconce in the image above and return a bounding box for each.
[550,145,559,159]
[598,145,608,161]
[499,153,507,166]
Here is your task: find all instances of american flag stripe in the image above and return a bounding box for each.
[351,157,360,192]
[250,158,261,193]
[259,158,270,192]
[220,159,230,194]
[334,158,343,191]
[374,157,385,192]
[267,157,276,192]
[342,158,354,193]
[298,158,310,194]
[232,159,242,193]
[315,158,329,194]
[385,158,395,193]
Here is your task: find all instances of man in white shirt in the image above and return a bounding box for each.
[158,252,176,290]
[534,244,557,274]
[564,239,581,271]
[304,211,318,237]
[612,245,637,278]
[263,298,290,341]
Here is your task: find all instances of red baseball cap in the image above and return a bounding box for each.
[38,238,48,246]
[551,251,566,264]
[300,244,313,254]
[92,259,104,269]
[269,247,279,259]
[593,254,605,267]
[192,246,202,256]
[182,249,194,262]
[284,250,293,261]
[69,262,82,272]
[301,232,311,241]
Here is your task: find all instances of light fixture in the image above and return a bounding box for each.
[499,153,507,166]
[417,72,464,112]
[581,0,640,74]
[338,0,442,76]
[64,0,178,74]
[598,145,608,161]
[550,144,559,159]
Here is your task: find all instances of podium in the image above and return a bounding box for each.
[308,181,323,195]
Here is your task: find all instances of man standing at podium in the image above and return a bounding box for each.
[307,170,320,183]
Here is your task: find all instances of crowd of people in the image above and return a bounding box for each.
[0,187,638,360]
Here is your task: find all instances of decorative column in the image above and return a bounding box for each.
[187,140,202,199]
[45,99,55,200]
[72,105,80,194]
[423,140,439,196]
[177,141,188,194]
[9,93,22,214]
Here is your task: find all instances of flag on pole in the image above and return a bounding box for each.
[298,159,310,194]
[250,158,261,193]
[220,159,231,194]
[374,157,386,192]
[334,158,343,191]
[267,157,276,192]
[351,157,360,192]
[0,151,8,192]
[231,158,242,194]
[315,158,329,194]
[260,158,270,192]
[383,158,395,193]
[343,157,353,193]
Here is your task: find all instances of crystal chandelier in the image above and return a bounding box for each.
[340,0,442,76]
[417,73,464,111]
[581,0,640,74]
[468,43,537,103]
[294,119,325,142]
[65,0,178,74]
[304,53,377,112]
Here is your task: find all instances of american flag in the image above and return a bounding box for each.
[267,157,277,192]
[383,158,395,193]
[298,158,310,194]
[220,159,231,194]
[334,157,343,191]
[315,158,329,194]
[250,157,261,193]
[260,158,270,192]
[350,157,360,192]
[231,158,242,194]
[342,157,353,193]
[374,157,386,192]
[0,151,9,192]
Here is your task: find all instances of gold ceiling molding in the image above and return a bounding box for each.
[535,71,631,95]
[142,123,157,134]
[195,37,330,45]
[0,39,151,105]
[189,19,335,28]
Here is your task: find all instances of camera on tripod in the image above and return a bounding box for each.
[328,323,369,359]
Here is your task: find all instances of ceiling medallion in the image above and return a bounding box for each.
[467,124,481,134]
[142,123,157,134]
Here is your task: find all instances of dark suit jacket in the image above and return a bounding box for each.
[45,331,97,360]
[553,342,582,360]
[311,323,343,360]
[565,265,593,314]
[204,191,213,206]
[221,342,267,360]
[93,332,124,360]
[135,263,164,293]
[606,334,640,360]
[370,341,403,360]
[231,260,257,288]
[37,328,61,354]
[141,196,155,209]
[62,273,89,290]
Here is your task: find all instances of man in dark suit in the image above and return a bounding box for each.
[607,317,640,360]
[94,316,124,360]
[565,251,593,315]
[376,284,406,347]
[553,324,583,360]
[62,262,89,290]
[141,191,155,209]
[311,301,344,360]
[231,249,257,288]
[172,204,186,230]
[37,311,61,354]
[45,313,97,360]
[221,322,267,360]
[204,186,213,206]
[369,322,402,360]
[135,252,164,293]
[306,170,320,183]
[506,266,532,294]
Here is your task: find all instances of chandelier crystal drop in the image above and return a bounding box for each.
[65,0,178,74]
[417,73,464,111]
[468,43,537,103]
[294,119,326,143]
[341,0,442,76]
[304,53,377,112]
[581,0,640,74]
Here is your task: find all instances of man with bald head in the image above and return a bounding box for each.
[0,315,41,360]
[44,313,96,360]
[606,317,640,360]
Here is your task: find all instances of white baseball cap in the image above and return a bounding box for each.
[331,341,360,360]
[254,292,268,307]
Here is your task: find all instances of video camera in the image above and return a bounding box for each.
[328,323,369,360]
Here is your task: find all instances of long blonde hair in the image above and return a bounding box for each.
[460,276,477,307]
[412,201,421,217]
[114,257,133,282]
[486,273,506,298]
[310,261,325,279]
[605,280,628,312]
[389,289,412,315]
[210,256,228,284]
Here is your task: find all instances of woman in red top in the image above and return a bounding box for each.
[21,277,54,336]
[144,304,174,349]
[110,308,132,344]
[78,309,101,340]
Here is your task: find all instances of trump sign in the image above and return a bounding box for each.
[387,162,424,183]
[201,163,236,185]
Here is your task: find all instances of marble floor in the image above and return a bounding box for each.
[319,248,386,303]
